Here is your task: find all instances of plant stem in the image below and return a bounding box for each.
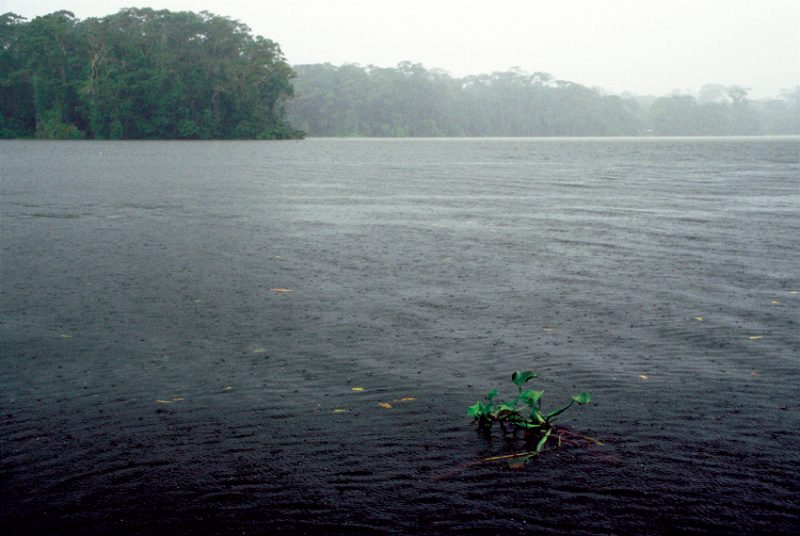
[480,451,538,462]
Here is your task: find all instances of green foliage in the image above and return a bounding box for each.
[0,12,36,136]
[511,370,537,387]
[468,370,592,456]
[288,63,800,137]
[3,9,798,139]
[35,108,85,139]
[0,8,303,139]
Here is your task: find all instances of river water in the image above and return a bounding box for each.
[2,138,799,534]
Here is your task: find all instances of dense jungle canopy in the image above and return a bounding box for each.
[1,9,798,139]
[0,9,301,139]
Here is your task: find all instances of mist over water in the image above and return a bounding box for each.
[1,138,799,533]
[4,0,798,98]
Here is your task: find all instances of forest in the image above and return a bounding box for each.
[0,9,302,139]
[288,62,800,137]
[1,9,799,139]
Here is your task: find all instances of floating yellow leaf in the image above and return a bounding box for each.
[269,288,293,293]
[252,347,267,354]
[172,397,185,402]
[155,399,172,404]
[333,408,347,414]
[223,386,233,391]
[748,336,763,341]
[351,387,365,392]
[693,316,704,321]
[377,402,393,409]
[639,374,649,381]
[771,300,780,305]
[394,397,417,403]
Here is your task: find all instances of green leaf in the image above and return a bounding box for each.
[511,370,537,387]
[467,402,483,417]
[572,392,592,405]
[486,388,499,402]
[521,389,544,406]
[495,403,516,413]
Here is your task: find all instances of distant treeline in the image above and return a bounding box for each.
[2,9,799,140]
[0,9,302,139]
[288,62,800,137]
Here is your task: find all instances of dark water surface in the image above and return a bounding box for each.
[2,138,799,534]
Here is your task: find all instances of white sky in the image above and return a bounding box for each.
[1,0,798,98]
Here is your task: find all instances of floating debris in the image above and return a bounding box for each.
[155,396,184,404]
[377,402,393,409]
[639,374,649,381]
[351,387,365,392]
[748,336,763,341]
[693,316,704,321]
[333,408,347,414]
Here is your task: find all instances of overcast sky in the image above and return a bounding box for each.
[2,0,798,98]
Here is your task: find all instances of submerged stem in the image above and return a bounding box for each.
[480,450,538,462]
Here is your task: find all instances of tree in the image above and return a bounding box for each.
[0,13,35,137]
[288,63,644,137]
[0,8,302,139]
[14,10,87,138]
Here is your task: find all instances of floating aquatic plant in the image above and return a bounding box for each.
[468,370,593,462]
